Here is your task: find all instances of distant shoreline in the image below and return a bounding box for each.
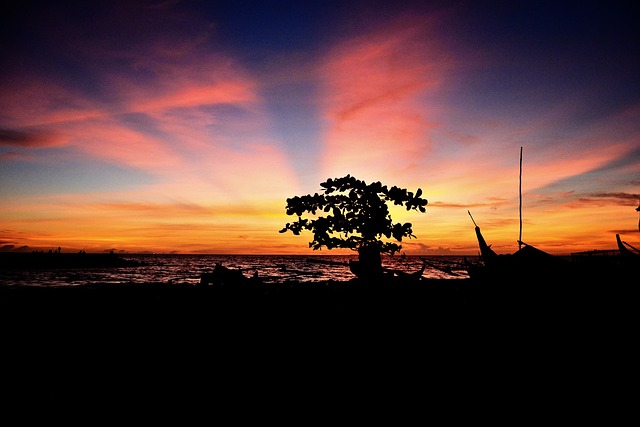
[0,251,480,257]
[0,251,142,270]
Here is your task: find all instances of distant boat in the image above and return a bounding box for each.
[569,206,639,279]
[568,234,639,280]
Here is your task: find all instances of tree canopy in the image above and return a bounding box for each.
[279,175,428,256]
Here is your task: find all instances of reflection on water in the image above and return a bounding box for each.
[0,254,472,287]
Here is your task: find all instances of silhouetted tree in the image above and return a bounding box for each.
[279,175,428,281]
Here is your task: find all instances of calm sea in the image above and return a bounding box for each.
[0,254,472,287]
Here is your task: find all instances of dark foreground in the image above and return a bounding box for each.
[2,253,635,415]
[1,276,635,328]
[2,276,636,415]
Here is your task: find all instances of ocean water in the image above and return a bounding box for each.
[0,254,473,287]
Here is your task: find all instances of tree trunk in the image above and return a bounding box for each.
[349,245,383,281]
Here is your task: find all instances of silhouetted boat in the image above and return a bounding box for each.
[616,233,640,258]
[463,147,574,283]
[465,147,637,286]
[568,234,639,281]
[465,212,572,283]
[467,214,638,286]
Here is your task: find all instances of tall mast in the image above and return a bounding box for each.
[519,146,523,250]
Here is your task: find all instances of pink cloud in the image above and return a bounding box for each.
[318,15,454,182]
[131,81,256,113]
[109,51,259,115]
[0,78,105,128]
[0,46,272,177]
[64,119,182,170]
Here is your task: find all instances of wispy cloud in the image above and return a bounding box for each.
[318,15,452,183]
[0,128,64,148]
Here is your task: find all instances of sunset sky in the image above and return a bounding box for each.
[1,0,638,256]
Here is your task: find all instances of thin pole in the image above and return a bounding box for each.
[468,210,477,227]
[519,147,523,250]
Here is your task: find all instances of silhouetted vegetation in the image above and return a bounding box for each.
[279,175,428,280]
